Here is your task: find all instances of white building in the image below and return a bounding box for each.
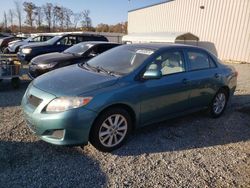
[128,0,250,63]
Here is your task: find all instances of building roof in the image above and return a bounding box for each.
[122,32,199,43]
[128,0,174,12]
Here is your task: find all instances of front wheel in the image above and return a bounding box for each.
[209,89,228,118]
[89,108,132,152]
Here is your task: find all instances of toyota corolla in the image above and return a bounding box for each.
[21,44,237,152]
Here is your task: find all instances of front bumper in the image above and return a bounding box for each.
[17,52,33,63]
[7,46,16,53]
[21,84,97,146]
[28,65,51,79]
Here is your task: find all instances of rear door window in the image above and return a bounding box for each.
[187,51,215,71]
[58,36,77,46]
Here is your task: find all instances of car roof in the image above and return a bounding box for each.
[78,41,120,45]
[126,43,207,51]
[60,33,106,37]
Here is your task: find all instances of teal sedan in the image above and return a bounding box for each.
[21,44,237,152]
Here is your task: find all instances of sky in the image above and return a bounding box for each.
[0,0,165,26]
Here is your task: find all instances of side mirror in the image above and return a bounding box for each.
[143,69,162,80]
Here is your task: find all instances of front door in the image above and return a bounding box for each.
[138,50,191,126]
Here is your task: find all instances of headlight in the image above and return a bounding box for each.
[46,97,93,112]
[22,48,32,54]
[37,63,56,69]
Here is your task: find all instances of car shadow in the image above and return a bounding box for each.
[0,80,30,107]
[0,140,107,187]
[113,95,250,156]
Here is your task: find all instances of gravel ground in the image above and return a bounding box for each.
[0,63,250,187]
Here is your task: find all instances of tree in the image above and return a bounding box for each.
[14,0,22,32]
[8,9,14,32]
[73,13,81,29]
[35,6,43,28]
[3,12,7,31]
[81,10,92,28]
[52,5,61,31]
[43,3,53,31]
[96,23,109,32]
[64,8,73,30]
[23,2,37,28]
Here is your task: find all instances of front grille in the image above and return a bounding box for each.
[27,94,42,107]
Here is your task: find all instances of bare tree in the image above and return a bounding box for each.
[73,13,81,29]
[35,6,43,28]
[81,10,92,28]
[53,5,61,31]
[64,8,73,30]
[3,12,8,31]
[23,2,37,28]
[43,3,53,31]
[14,0,22,33]
[8,9,14,32]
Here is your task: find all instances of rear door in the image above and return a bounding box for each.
[184,49,220,108]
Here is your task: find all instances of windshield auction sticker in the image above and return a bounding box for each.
[136,49,154,55]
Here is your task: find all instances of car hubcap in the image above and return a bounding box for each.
[213,93,226,114]
[99,114,128,148]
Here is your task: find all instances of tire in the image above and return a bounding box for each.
[11,77,20,89]
[15,47,20,53]
[209,88,228,118]
[89,107,132,152]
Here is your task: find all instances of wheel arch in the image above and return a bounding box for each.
[219,86,230,99]
[91,103,137,133]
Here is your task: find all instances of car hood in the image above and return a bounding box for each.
[33,64,118,96]
[21,42,49,49]
[32,52,77,64]
[10,40,28,47]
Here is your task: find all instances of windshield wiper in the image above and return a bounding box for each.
[80,63,122,76]
[84,62,99,72]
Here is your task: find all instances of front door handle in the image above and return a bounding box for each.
[182,78,188,84]
[214,73,220,78]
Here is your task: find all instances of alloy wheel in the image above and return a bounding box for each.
[98,114,128,148]
[213,92,226,115]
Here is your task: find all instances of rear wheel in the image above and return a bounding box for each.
[89,108,132,152]
[210,89,228,118]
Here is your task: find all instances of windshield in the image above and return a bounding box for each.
[86,45,155,75]
[64,43,94,55]
[24,37,33,42]
[46,36,61,45]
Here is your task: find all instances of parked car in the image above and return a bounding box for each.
[0,33,11,39]
[28,42,120,79]
[21,44,237,152]
[6,34,55,54]
[17,34,108,63]
[0,36,27,52]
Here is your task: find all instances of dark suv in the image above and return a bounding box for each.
[28,42,120,79]
[17,33,108,63]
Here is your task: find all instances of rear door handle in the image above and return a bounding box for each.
[182,78,188,84]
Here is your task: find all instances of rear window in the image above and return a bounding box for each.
[187,51,215,71]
